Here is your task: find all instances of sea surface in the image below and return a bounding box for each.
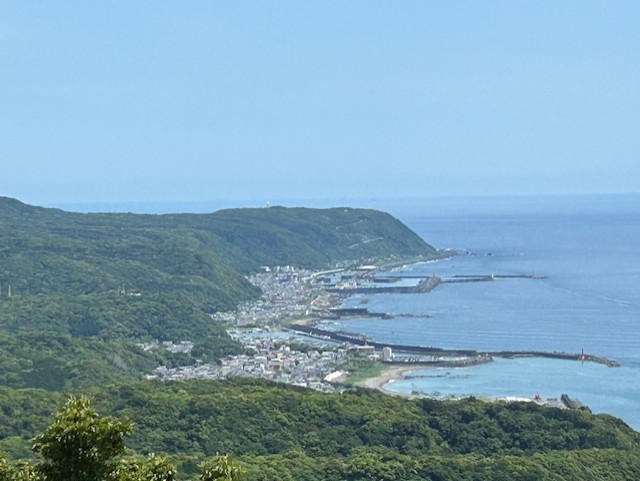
[64,194,640,428]
[329,194,640,428]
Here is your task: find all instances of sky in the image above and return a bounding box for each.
[2,1,639,208]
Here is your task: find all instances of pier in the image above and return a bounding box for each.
[315,307,430,320]
[327,276,441,295]
[493,350,620,367]
[384,273,547,282]
[324,272,545,295]
[386,355,492,369]
[287,323,620,368]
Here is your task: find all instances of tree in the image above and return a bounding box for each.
[109,454,175,481]
[200,455,243,481]
[0,457,9,481]
[32,396,132,481]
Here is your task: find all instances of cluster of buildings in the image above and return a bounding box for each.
[229,266,325,325]
[354,345,394,361]
[143,264,403,390]
[147,332,349,393]
[210,263,392,326]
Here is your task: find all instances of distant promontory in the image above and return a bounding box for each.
[0,196,436,389]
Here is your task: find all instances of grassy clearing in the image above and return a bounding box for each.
[341,356,384,384]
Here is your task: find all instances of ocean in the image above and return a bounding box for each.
[330,194,640,428]
[62,194,640,428]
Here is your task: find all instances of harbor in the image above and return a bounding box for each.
[326,275,441,294]
[287,322,621,368]
[323,270,547,295]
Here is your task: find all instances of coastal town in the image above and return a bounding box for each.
[144,264,379,392]
[141,261,607,410]
[144,332,350,393]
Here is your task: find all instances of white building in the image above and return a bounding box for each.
[381,346,394,361]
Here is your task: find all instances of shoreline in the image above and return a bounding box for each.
[289,322,621,368]
[353,363,431,398]
[352,363,571,410]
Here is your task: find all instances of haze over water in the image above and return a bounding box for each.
[333,195,640,428]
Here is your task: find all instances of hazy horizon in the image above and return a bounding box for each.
[5,192,638,218]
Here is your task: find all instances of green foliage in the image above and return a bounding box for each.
[109,454,176,481]
[238,448,640,481]
[6,462,39,481]
[33,396,132,481]
[190,336,242,364]
[0,198,434,300]
[2,379,638,467]
[0,397,186,481]
[0,197,436,390]
[0,387,63,447]
[88,379,640,460]
[199,455,243,481]
[0,330,163,390]
[340,357,384,384]
[0,292,236,342]
[204,206,436,273]
[1,380,640,480]
[0,457,8,481]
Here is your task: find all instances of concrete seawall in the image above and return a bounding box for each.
[326,276,441,295]
[288,323,620,368]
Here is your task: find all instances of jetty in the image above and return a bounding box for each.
[287,323,621,368]
[386,355,492,369]
[383,273,547,282]
[326,276,441,295]
[492,350,620,367]
[315,307,430,320]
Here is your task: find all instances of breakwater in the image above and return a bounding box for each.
[386,356,492,369]
[492,350,620,367]
[289,323,477,356]
[288,323,620,368]
[451,274,548,279]
[385,274,547,282]
[327,276,441,295]
[316,307,430,320]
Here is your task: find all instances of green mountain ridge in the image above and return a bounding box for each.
[0,196,436,389]
[0,197,436,300]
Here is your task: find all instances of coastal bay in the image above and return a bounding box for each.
[354,363,422,394]
[333,195,640,428]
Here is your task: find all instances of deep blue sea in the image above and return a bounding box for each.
[331,195,640,428]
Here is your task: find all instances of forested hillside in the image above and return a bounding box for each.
[0,197,435,301]
[1,379,639,480]
[0,197,436,389]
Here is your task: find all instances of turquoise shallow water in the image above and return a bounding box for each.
[331,195,640,428]
[385,358,640,418]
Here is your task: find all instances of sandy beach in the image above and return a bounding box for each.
[355,363,567,408]
[355,363,434,398]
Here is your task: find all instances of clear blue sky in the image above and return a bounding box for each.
[2,1,639,206]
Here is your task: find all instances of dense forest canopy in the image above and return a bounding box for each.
[0,196,435,300]
[0,197,435,389]
[1,379,639,481]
